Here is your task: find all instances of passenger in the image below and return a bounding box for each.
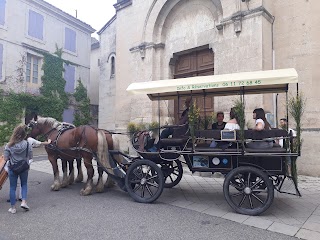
[246,108,273,149]
[210,108,239,148]
[212,112,226,130]
[224,108,240,130]
[159,97,191,139]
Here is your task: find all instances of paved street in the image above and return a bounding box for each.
[1,150,320,240]
[0,170,296,240]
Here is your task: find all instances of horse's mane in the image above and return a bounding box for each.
[35,116,76,133]
[37,116,61,129]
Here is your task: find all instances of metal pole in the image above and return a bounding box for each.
[158,94,161,147]
[203,90,206,129]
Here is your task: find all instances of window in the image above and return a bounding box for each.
[64,27,76,53]
[28,10,44,40]
[0,43,3,80]
[63,108,74,124]
[111,56,115,76]
[64,64,75,93]
[0,0,6,26]
[26,53,40,84]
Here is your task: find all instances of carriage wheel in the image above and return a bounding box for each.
[223,166,274,216]
[125,159,164,203]
[160,160,183,188]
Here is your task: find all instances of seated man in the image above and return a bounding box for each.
[152,97,192,150]
[279,118,296,147]
[212,112,226,130]
[160,97,191,139]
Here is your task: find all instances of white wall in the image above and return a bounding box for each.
[0,0,94,93]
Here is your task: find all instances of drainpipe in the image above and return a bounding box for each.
[271,16,277,128]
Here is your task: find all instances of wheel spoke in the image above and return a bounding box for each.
[252,193,264,204]
[237,174,245,188]
[247,172,251,187]
[144,166,151,178]
[251,178,263,189]
[230,182,243,191]
[231,192,244,197]
[168,175,174,182]
[248,195,254,209]
[146,185,154,196]
[238,194,247,207]
[252,189,268,193]
[147,181,159,188]
[130,179,141,184]
[133,168,143,179]
[133,184,142,193]
[141,185,145,198]
[146,175,158,181]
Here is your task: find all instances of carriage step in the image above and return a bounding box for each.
[277,176,301,197]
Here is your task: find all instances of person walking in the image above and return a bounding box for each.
[3,124,32,214]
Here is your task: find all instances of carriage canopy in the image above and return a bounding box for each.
[126,68,298,100]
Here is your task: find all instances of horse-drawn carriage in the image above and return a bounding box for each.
[126,68,301,215]
[28,68,301,216]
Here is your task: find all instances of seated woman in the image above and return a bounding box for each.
[246,108,273,149]
[210,107,239,148]
[224,107,240,130]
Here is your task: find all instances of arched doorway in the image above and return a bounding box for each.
[172,46,214,126]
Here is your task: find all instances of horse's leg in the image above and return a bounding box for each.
[48,155,61,191]
[68,159,75,185]
[95,163,105,193]
[80,156,94,196]
[61,159,69,188]
[75,158,83,183]
[104,173,115,188]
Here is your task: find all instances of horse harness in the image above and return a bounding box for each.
[46,124,95,159]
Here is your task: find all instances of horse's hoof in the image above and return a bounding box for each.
[61,182,68,188]
[51,184,60,191]
[75,176,83,183]
[104,179,115,188]
[68,178,74,185]
[80,188,92,196]
[95,186,105,193]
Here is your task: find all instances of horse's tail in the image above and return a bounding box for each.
[97,130,114,175]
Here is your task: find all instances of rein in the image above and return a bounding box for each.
[43,128,56,139]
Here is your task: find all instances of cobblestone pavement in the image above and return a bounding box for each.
[28,152,320,240]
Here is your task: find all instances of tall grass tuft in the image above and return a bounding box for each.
[288,92,306,185]
[233,98,245,142]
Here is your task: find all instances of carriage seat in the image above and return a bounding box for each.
[194,129,289,153]
[244,147,286,153]
[159,137,188,148]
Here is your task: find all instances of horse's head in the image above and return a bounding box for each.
[27,115,59,139]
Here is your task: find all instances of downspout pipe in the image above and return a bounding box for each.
[271,15,277,128]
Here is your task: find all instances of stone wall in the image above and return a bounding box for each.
[98,0,320,176]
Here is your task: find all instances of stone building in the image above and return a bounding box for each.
[0,0,95,123]
[97,0,320,176]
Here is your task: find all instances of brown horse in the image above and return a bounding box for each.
[28,116,115,195]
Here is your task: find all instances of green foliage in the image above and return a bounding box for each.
[73,79,92,126]
[127,121,160,137]
[40,51,68,108]
[0,45,71,145]
[188,102,201,143]
[233,98,245,141]
[0,92,25,144]
[199,115,214,130]
[288,93,306,154]
[288,93,306,185]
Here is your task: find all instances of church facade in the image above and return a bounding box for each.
[98,0,320,176]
